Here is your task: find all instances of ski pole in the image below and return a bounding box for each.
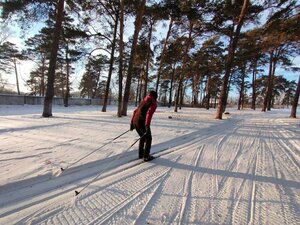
[61,129,130,172]
[75,134,145,196]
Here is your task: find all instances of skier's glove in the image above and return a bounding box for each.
[130,123,135,131]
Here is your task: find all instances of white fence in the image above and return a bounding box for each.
[0,94,106,106]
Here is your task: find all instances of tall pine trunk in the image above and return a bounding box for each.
[156,16,173,94]
[238,64,246,110]
[102,6,119,112]
[121,0,146,116]
[216,0,249,119]
[205,75,211,110]
[267,58,277,111]
[262,51,274,112]
[41,56,46,96]
[42,0,64,117]
[168,64,175,108]
[144,19,154,98]
[13,57,20,95]
[135,75,140,107]
[175,20,193,113]
[117,0,124,117]
[251,59,257,110]
[192,74,200,107]
[290,75,300,118]
[174,82,180,112]
[64,42,70,107]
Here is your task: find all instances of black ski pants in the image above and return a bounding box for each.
[134,119,152,159]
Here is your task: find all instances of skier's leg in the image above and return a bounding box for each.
[138,138,145,158]
[144,127,152,160]
[135,123,146,159]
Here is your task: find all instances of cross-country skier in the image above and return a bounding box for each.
[130,90,158,161]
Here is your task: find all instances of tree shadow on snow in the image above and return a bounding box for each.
[155,158,300,190]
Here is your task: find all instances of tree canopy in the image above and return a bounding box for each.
[1,0,299,117]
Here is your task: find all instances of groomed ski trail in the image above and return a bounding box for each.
[0,108,299,225]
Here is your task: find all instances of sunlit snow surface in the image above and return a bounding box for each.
[0,105,299,224]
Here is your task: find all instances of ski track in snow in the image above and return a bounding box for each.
[0,106,299,225]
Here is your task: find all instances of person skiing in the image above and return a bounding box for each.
[130,90,158,161]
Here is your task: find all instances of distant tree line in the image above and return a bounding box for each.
[0,0,299,118]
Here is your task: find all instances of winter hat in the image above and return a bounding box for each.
[149,90,158,100]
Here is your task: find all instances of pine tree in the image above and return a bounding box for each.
[215,0,251,119]
[0,42,25,95]
[290,74,300,118]
[79,55,109,98]
[261,2,300,112]
[122,0,146,116]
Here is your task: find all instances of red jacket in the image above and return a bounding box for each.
[131,95,157,127]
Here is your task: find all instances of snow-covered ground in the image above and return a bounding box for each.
[0,105,299,225]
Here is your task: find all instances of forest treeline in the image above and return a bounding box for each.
[0,0,299,118]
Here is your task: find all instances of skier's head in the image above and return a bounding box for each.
[149,90,158,101]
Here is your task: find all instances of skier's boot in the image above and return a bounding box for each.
[144,155,155,162]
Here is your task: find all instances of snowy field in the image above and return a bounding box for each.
[0,104,299,225]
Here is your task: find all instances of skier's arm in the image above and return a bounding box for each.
[131,109,137,124]
[145,102,157,127]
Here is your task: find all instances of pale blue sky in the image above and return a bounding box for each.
[2,2,299,96]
